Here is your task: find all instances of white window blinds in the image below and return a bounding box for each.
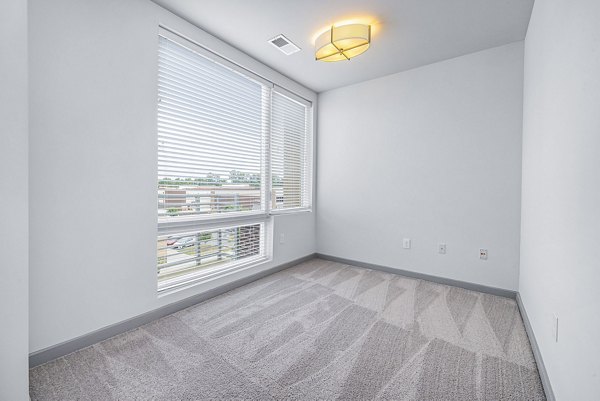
[271,91,311,211]
[156,28,312,292]
[158,35,269,221]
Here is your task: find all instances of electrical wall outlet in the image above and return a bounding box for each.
[279,233,285,244]
[553,314,559,343]
[403,238,411,249]
[438,242,446,254]
[479,249,488,260]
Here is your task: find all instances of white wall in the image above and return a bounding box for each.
[520,1,600,399]
[317,42,524,291]
[29,0,316,353]
[0,0,29,399]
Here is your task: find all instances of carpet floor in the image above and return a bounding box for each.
[30,258,546,400]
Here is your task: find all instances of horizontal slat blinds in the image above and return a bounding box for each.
[156,30,313,291]
[157,222,265,287]
[157,35,268,221]
[271,91,311,210]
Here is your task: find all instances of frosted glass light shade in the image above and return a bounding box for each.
[315,24,371,62]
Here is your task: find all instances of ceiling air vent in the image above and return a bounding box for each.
[269,34,301,55]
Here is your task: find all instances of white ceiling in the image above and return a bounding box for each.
[152,0,534,93]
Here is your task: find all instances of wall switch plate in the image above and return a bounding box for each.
[279,233,285,244]
[553,314,559,342]
[438,243,446,254]
[403,238,411,249]
[479,249,488,260]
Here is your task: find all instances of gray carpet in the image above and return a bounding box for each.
[30,258,546,400]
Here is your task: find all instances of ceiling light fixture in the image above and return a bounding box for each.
[315,23,371,62]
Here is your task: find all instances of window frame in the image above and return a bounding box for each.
[157,219,271,293]
[269,85,313,214]
[156,27,312,293]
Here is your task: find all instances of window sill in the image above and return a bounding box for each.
[157,255,271,297]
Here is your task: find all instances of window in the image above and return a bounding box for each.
[271,90,312,210]
[157,222,264,292]
[156,28,312,292]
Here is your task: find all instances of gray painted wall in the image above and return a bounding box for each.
[317,42,524,291]
[0,0,29,399]
[520,0,600,399]
[28,0,317,353]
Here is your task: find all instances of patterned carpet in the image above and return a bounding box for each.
[30,258,546,400]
